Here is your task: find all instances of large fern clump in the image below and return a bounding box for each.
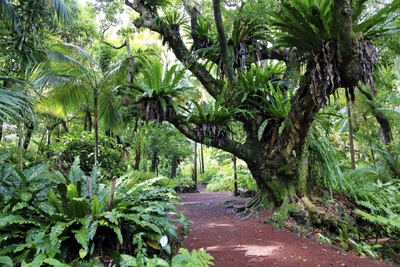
[0,156,203,266]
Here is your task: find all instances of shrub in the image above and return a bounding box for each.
[51,131,127,180]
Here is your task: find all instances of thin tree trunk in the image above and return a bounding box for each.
[133,131,142,170]
[93,88,99,168]
[151,151,159,175]
[91,88,99,199]
[193,142,198,188]
[0,121,3,141]
[18,122,23,171]
[233,154,238,197]
[171,155,177,178]
[200,143,205,174]
[133,147,141,170]
[85,110,92,132]
[122,37,135,106]
[213,0,234,85]
[23,122,34,150]
[362,114,375,160]
[346,88,356,170]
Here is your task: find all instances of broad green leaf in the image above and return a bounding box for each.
[258,119,270,141]
[102,211,119,225]
[108,224,123,244]
[72,226,89,251]
[120,254,137,266]
[50,221,74,247]
[66,184,79,200]
[47,189,63,213]
[91,195,101,217]
[43,258,70,267]
[79,248,88,259]
[0,256,13,267]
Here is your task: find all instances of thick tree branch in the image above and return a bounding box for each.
[169,116,248,160]
[125,0,223,100]
[213,0,234,85]
[335,0,361,87]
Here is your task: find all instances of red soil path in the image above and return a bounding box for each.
[178,184,391,267]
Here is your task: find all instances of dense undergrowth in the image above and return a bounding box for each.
[0,154,214,267]
[282,132,400,264]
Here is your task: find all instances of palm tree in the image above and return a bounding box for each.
[35,43,123,170]
[0,0,70,33]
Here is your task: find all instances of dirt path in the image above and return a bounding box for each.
[178,184,390,267]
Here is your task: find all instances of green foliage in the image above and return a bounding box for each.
[162,9,189,29]
[187,83,248,126]
[171,248,214,267]
[132,62,192,112]
[0,77,32,122]
[309,125,344,194]
[233,63,290,139]
[230,4,269,46]
[269,0,400,53]
[348,239,382,258]
[268,0,334,53]
[353,0,400,39]
[141,123,192,176]
[51,131,127,180]
[0,157,191,265]
[201,150,255,192]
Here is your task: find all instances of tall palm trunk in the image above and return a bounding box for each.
[93,88,99,168]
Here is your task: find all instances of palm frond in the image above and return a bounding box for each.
[0,0,22,35]
[52,43,97,68]
[98,89,122,132]
[0,89,31,121]
[47,52,90,74]
[47,0,71,23]
[39,82,90,117]
[354,0,400,38]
